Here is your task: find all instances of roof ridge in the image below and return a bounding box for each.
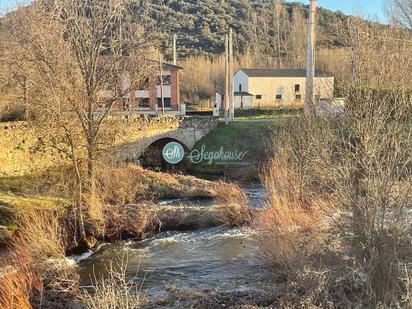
[238,68,330,77]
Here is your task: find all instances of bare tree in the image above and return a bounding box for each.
[285,7,307,68]
[386,0,412,29]
[263,17,412,306]
[3,0,155,242]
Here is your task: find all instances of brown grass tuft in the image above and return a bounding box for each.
[104,203,159,240]
[15,208,66,261]
[0,250,42,309]
[214,181,255,227]
[5,208,79,308]
[82,255,145,308]
[257,158,326,273]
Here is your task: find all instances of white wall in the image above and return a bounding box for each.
[234,95,253,109]
[234,70,249,93]
[248,76,334,107]
[136,90,149,98]
[157,85,171,98]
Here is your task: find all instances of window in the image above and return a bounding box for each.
[239,84,242,92]
[138,98,150,108]
[122,98,130,110]
[157,98,171,108]
[296,94,302,100]
[157,75,171,86]
[138,77,149,90]
[276,94,282,100]
[256,95,262,99]
[295,84,301,93]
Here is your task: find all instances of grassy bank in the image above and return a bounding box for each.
[0,165,217,231]
[235,107,303,120]
[190,121,282,180]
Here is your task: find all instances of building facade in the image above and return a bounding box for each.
[234,69,334,108]
[112,63,184,114]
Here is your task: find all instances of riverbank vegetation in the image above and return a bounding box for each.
[1,0,411,308]
[0,162,252,307]
[257,15,412,308]
[191,121,279,180]
[234,106,303,120]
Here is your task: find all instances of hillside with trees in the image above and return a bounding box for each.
[131,0,358,105]
[140,0,350,58]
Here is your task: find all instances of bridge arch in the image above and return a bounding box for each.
[115,116,218,169]
[139,137,190,171]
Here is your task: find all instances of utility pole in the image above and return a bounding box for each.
[224,33,229,125]
[173,34,177,65]
[159,52,165,115]
[229,28,235,122]
[305,0,317,115]
[275,0,282,69]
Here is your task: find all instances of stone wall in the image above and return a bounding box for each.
[0,116,218,177]
[0,122,64,177]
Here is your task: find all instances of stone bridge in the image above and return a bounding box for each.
[115,115,218,163]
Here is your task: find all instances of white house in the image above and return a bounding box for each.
[234,69,334,109]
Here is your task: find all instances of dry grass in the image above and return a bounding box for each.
[104,203,159,240]
[255,160,367,307]
[15,208,66,261]
[257,158,325,273]
[214,181,255,227]
[96,163,215,203]
[0,251,42,309]
[2,208,79,308]
[82,255,145,309]
[96,164,147,206]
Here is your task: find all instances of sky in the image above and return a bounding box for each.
[1,0,387,22]
[289,0,387,22]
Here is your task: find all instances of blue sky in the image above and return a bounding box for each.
[287,0,387,22]
[1,0,387,21]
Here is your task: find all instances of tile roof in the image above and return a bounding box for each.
[239,68,329,78]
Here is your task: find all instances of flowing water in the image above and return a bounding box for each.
[75,184,268,300]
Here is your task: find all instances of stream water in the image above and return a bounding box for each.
[75,184,268,301]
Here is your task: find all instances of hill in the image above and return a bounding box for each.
[138,0,351,57]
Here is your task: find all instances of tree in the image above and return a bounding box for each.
[3,0,155,242]
[386,0,412,29]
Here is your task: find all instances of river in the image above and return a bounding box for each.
[75,184,268,304]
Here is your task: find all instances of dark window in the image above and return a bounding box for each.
[256,95,262,99]
[157,98,171,108]
[276,94,282,100]
[157,75,171,86]
[122,98,130,110]
[295,84,300,92]
[138,98,150,108]
[296,94,302,100]
[239,84,242,92]
[138,77,149,90]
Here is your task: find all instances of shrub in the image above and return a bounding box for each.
[257,158,324,273]
[82,255,145,309]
